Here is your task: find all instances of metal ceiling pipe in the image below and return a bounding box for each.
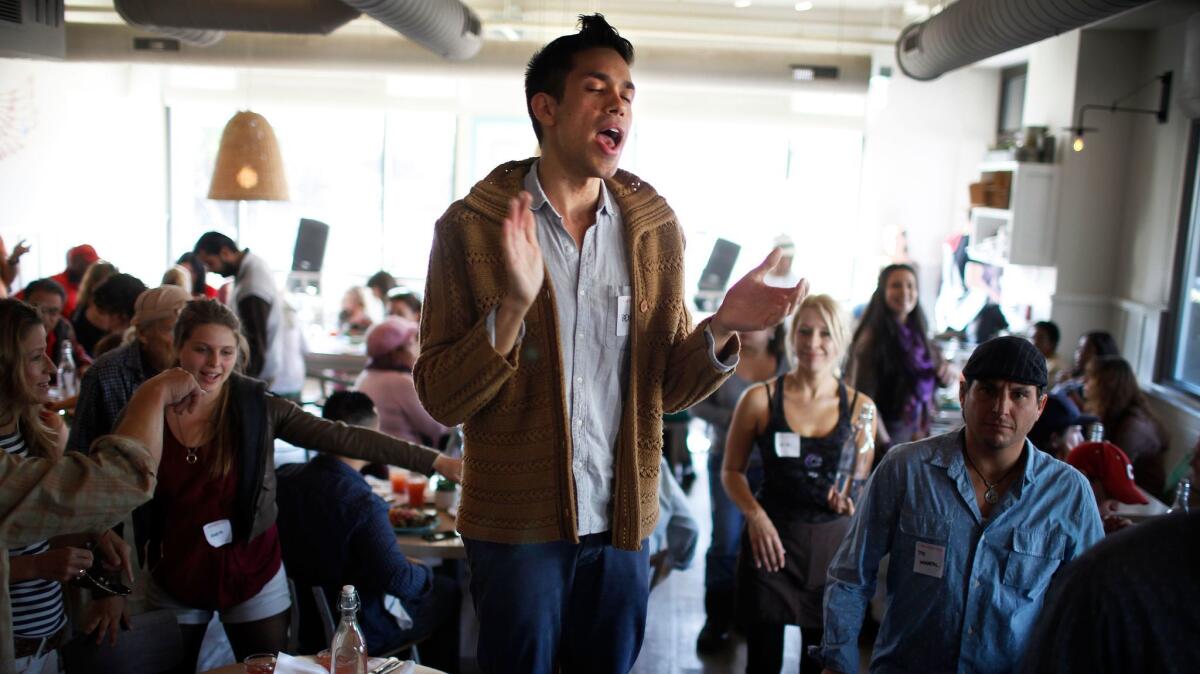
[342,0,483,60]
[896,0,1155,81]
[113,0,361,45]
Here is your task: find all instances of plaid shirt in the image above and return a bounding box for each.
[68,342,155,454]
[0,436,157,672]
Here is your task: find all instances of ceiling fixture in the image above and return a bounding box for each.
[208,111,289,201]
[795,1,814,10]
[733,0,752,8]
[1067,72,1173,153]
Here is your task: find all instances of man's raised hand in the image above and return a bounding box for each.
[502,191,544,312]
[713,247,809,335]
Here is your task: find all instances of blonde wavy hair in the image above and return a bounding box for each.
[789,293,850,375]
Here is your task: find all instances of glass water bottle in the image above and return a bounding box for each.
[331,585,367,674]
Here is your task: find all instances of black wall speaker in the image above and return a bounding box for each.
[698,238,741,291]
[291,218,329,273]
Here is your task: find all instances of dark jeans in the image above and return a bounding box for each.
[463,532,650,674]
[706,452,764,592]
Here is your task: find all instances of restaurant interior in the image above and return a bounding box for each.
[2,0,1200,672]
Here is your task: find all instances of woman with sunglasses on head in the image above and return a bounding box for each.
[136,300,460,672]
[723,295,877,674]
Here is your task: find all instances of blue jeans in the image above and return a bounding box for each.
[706,450,764,592]
[463,532,650,674]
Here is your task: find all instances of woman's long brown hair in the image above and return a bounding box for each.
[173,299,248,479]
[0,299,60,458]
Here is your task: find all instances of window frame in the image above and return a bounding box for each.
[1159,118,1200,400]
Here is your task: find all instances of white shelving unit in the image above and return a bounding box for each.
[968,162,1059,267]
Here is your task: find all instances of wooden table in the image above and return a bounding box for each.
[395,510,465,560]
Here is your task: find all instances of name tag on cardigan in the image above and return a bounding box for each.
[202,519,234,548]
[616,296,631,336]
[775,432,801,458]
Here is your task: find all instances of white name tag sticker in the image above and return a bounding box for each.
[616,296,631,337]
[774,432,801,458]
[202,519,234,548]
[914,541,946,579]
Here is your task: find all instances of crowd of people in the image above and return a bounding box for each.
[1,12,1197,674]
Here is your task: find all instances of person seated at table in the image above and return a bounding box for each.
[0,298,186,672]
[354,317,448,448]
[366,271,396,304]
[23,278,93,373]
[83,273,148,356]
[337,286,373,337]
[1053,330,1119,408]
[68,285,191,454]
[1027,392,1091,460]
[135,300,462,673]
[160,265,192,291]
[385,286,422,323]
[1065,440,1148,534]
[69,261,119,356]
[1084,355,1168,498]
[175,252,218,300]
[276,391,460,669]
[1031,320,1066,384]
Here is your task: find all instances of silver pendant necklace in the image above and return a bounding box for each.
[963,450,1020,505]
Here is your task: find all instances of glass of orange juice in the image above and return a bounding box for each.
[406,475,428,507]
[389,467,409,494]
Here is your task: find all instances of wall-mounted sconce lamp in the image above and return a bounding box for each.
[1065,71,1172,153]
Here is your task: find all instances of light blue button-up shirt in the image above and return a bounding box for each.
[822,429,1104,674]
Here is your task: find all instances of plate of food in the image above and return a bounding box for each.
[389,505,439,534]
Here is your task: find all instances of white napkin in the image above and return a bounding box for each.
[383,594,414,630]
[273,652,327,674]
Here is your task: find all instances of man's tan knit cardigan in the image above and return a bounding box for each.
[414,159,736,551]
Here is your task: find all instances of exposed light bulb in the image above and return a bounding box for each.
[1072,136,1084,152]
[795,1,814,10]
[733,0,752,7]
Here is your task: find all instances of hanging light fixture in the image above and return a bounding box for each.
[208,110,289,201]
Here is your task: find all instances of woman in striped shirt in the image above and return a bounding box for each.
[2,299,134,673]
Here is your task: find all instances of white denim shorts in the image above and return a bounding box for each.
[146,564,292,626]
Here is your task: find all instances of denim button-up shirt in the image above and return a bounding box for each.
[822,429,1104,674]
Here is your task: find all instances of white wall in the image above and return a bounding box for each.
[858,52,1001,313]
[0,59,169,290]
[1023,19,1200,483]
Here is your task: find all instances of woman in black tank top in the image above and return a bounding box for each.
[721,295,877,674]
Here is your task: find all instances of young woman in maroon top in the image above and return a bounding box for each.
[145,300,459,671]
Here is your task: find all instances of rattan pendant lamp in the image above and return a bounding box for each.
[208,110,289,201]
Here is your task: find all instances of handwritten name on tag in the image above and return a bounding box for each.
[914,541,946,579]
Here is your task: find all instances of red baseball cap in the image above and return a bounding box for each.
[68,244,99,264]
[1066,441,1148,505]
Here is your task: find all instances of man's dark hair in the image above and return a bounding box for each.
[193,231,238,256]
[366,271,396,295]
[92,273,148,321]
[176,252,209,296]
[524,14,634,143]
[1034,321,1060,349]
[387,287,423,315]
[24,278,66,301]
[323,390,378,427]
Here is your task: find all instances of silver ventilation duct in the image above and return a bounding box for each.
[896,0,1155,81]
[341,0,483,60]
[113,0,361,43]
[112,0,483,61]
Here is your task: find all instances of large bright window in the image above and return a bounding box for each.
[1166,120,1200,397]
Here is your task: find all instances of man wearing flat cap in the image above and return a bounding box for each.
[821,336,1104,674]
